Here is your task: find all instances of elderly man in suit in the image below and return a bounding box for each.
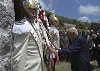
[58,27,94,71]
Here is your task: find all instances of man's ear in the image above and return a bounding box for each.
[72,32,77,38]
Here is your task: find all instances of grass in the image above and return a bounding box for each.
[55,61,100,71]
[55,62,71,71]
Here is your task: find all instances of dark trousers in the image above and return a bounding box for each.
[95,48,100,67]
[97,61,100,67]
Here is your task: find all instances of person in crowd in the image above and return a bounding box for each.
[95,29,100,67]
[65,27,68,34]
[91,33,97,60]
[90,30,94,35]
[85,30,90,40]
[59,31,64,61]
[78,30,81,35]
[58,27,94,71]
[64,28,69,47]
[61,31,69,49]
[85,30,94,60]
[59,31,67,61]
[63,28,69,62]
[81,31,85,38]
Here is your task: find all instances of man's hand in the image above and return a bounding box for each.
[98,45,100,49]
[55,47,61,50]
[49,47,57,53]
[98,45,100,47]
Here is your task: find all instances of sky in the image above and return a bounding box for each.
[39,0,100,23]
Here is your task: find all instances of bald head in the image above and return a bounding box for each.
[68,27,78,42]
[69,27,78,35]
[90,30,94,34]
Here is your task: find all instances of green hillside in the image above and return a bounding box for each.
[45,10,91,31]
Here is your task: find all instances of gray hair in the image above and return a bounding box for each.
[69,27,78,35]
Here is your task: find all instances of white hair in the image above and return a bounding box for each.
[70,27,78,35]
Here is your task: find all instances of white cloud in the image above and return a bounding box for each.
[48,0,53,10]
[78,4,100,15]
[39,0,53,10]
[78,16,91,22]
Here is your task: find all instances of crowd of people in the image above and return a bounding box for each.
[82,29,100,67]
[0,0,100,71]
[59,28,100,71]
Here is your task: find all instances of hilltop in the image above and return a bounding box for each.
[45,10,91,30]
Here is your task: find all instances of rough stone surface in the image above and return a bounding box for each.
[0,0,14,27]
[0,0,14,71]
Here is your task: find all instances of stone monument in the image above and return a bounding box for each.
[0,0,14,71]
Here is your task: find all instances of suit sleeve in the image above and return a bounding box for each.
[58,38,82,55]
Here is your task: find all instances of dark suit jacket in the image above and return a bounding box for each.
[58,35,94,71]
[95,36,100,60]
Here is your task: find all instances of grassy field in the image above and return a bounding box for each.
[55,61,100,71]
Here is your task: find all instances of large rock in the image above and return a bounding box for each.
[0,0,14,27]
[0,0,14,71]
